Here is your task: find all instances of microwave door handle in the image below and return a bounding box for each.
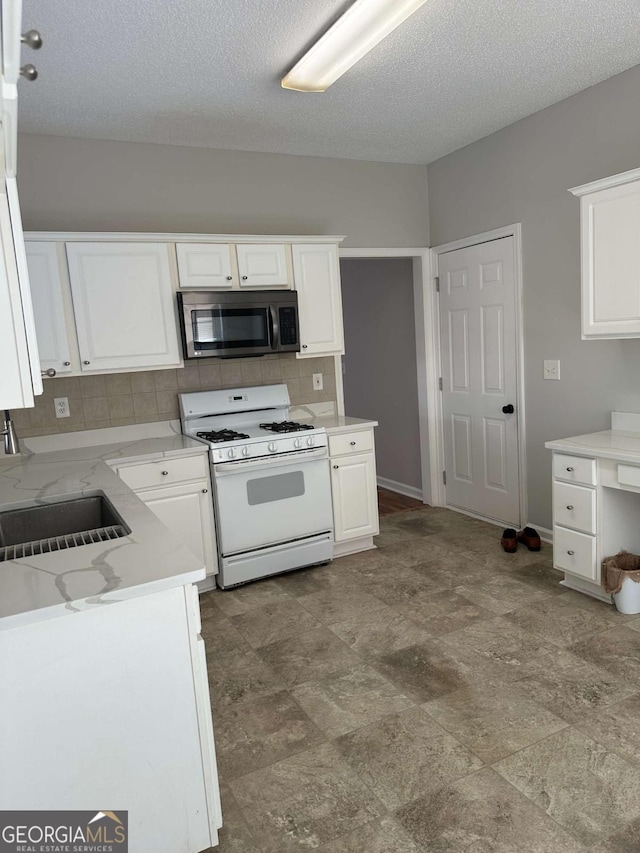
[269,305,279,351]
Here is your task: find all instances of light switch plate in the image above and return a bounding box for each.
[313,373,323,391]
[543,360,560,380]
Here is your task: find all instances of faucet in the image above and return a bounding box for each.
[2,410,19,455]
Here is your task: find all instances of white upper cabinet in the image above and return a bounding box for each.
[292,243,345,357]
[571,168,640,339]
[176,243,236,289]
[25,242,73,374]
[236,243,291,288]
[65,242,181,372]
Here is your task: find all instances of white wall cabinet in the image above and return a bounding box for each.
[176,243,236,289]
[0,179,42,409]
[292,243,345,357]
[329,426,379,554]
[25,242,73,375]
[115,453,218,581]
[66,242,182,372]
[236,243,291,288]
[571,168,640,339]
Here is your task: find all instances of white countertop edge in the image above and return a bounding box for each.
[0,567,206,633]
[301,415,378,434]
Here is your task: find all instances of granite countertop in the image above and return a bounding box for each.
[0,433,209,632]
[301,415,378,434]
[545,430,640,464]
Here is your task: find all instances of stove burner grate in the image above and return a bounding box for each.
[197,429,250,443]
[259,421,315,434]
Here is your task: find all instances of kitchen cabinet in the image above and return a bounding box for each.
[570,167,640,338]
[176,241,291,290]
[1,583,223,851]
[546,413,640,603]
[0,178,42,409]
[65,242,182,372]
[25,241,73,375]
[328,424,379,556]
[115,452,218,583]
[292,243,345,357]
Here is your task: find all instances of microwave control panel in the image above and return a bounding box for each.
[279,307,298,345]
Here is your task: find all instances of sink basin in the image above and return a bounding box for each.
[0,495,130,560]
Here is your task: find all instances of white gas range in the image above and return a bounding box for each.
[179,384,334,589]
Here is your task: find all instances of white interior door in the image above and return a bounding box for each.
[438,236,520,526]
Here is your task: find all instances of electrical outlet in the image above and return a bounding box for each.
[312,373,323,391]
[543,360,561,380]
[54,397,70,418]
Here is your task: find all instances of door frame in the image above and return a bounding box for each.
[337,247,437,505]
[431,223,527,527]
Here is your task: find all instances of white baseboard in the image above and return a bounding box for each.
[377,476,423,502]
[333,537,377,558]
[526,522,553,544]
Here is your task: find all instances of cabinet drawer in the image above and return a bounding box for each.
[117,454,208,491]
[553,481,596,534]
[552,453,596,486]
[553,525,597,581]
[329,429,374,458]
[618,464,640,489]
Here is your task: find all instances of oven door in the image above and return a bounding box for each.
[212,449,333,556]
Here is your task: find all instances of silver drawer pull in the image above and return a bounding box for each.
[566,505,574,510]
[41,368,56,378]
[567,550,575,556]
[161,470,169,476]
[202,488,208,494]
[350,441,356,446]
[566,466,574,472]
[333,465,339,469]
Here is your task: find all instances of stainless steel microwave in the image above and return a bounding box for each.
[177,290,300,359]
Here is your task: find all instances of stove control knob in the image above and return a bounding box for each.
[306,435,315,447]
[227,448,236,459]
[294,438,302,449]
[242,446,250,457]
[268,441,278,453]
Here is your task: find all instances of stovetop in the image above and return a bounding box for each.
[196,429,251,443]
[259,421,315,434]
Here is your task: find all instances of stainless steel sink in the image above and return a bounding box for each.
[0,495,130,561]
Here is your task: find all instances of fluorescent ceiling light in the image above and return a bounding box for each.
[281,0,430,93]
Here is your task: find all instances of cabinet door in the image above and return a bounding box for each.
[236,243,291,288]
[66,242,181,372]
[292,243,345,357]
[0,179,42,409]
[176,243,236,289]
[25,242,73,375]
[140,481,218,577]
[330,452,379,542]
[579,180,640,338]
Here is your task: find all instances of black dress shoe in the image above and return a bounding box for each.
[501,528,518,553]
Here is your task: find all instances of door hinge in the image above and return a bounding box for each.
[442,470,447,485]
[438,377,443,391]
[434,276,440,292]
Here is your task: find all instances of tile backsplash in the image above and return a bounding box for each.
[13,354,337,437]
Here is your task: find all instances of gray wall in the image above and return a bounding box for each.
[427,64,640,529]
[17,134,429,247]
[340,259,422,491]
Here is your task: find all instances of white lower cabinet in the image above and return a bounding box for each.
[329,427,379,550]
[115,453,218,580]
[551,451,599,587]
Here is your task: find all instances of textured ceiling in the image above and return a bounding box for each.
[17,0,640,164]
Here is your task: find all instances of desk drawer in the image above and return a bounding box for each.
[552,453,596,486]
[117,454,208,491]
[553,481,596,534]
[553,525,597,581]
[329,429,374,458]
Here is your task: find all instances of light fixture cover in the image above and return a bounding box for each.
[281,0,430,92]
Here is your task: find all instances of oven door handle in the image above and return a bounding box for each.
[214,448,328,476]
[268,305,279,351]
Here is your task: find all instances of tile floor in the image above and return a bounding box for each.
[200,506,640,852]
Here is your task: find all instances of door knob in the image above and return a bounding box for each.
[502,404,514,414]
